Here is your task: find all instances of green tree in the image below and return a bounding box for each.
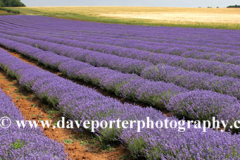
[0,0,25,7]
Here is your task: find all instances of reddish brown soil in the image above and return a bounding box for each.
[0,49,133,160]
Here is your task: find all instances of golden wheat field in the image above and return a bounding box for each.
[7,6,240,29]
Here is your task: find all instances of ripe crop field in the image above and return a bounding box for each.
[0,15,240,159]
[7,6,240,29]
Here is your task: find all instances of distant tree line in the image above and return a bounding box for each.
[227,5,240,8]
[0,0,25,7]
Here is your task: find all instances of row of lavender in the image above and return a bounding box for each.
[15,25,240,59]
[44,32,240,63]
[1,15,240,51]
[0,88,67,159]
[1,48,240,160]
[1,30,240,80]
[50,31,240,51]
[1,35,240,100]
[0,33,152,74]
[0,37,187,111]
[1,16,240,59]
[1,23,240,62]
[28,26,239,51]
[1,37,240,132]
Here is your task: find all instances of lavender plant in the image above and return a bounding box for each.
[0,88,67,159]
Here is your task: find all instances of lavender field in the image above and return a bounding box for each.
[1,15,240,159]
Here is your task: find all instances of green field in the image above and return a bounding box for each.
[5,6,240,29]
